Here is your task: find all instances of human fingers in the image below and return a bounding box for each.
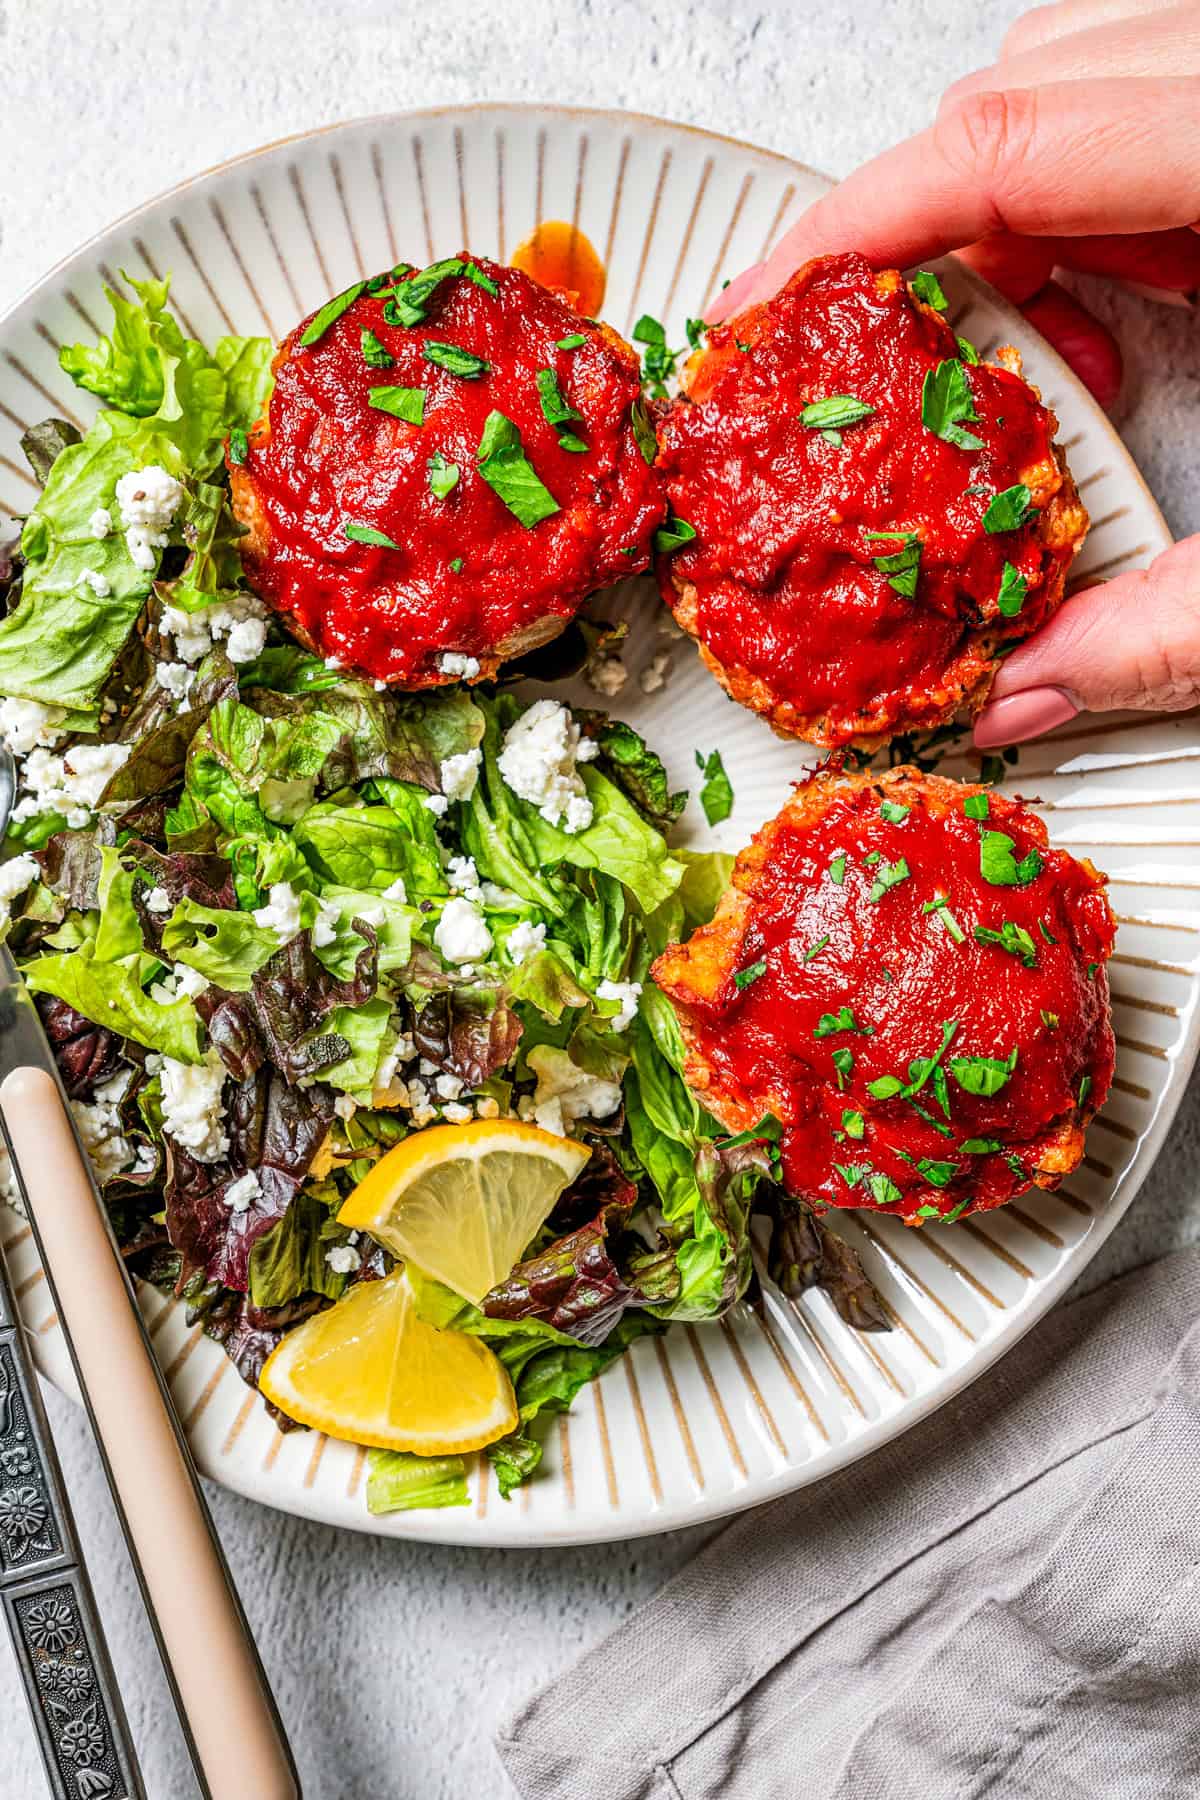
[707,78,1200,318]
[973,536,1200,746]
[942,6,1200,105]
[1001,0,1186,58]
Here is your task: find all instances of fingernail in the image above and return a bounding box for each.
[973,685,1079,750]
[704,263,764,323]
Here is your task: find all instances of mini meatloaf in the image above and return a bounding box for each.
[654,253,1089,747]
[229,254,664,687]
[651,764,1115,1224]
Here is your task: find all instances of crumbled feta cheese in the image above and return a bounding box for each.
[79,568,111,598]
[434,897,493,965]
[657,612,684,640]
[324,654,344,672]
[425,794,449,817]
[0,853,40,910]
[438,652,481,679]
[161,591,268,665]
[441,1101,472,1124]
[446,854,483,902]
[312,901,340,948]
[523,1044,622,1136]
[497,700,594,834]
[440,747,481,803]
[89,507,112,540]
[92,1069,132,1107]
[225,617,267,664]
[70,1097,135,1184]
[481,881,522,909]
[326,1243,362,1275]
[333,1094,357,1121]
[0,697,67,757]
[576,735,600,762]
[116,465,183,532]
[172,963,210,999]
[144,886,172,915]
[155,662,195,709]
[145,1053,164,1075]
[418,1057,439,1077]
[585,652,628,698]
[14,741,132,829]
[435,1072,464,1102]
[161,1052,229,1163]
[381,877,408,903]
[596,978,642,1031]
[475,1096,500,1120]
[411,1101,438,1128]
[252,882,303,940]
[0,1144,22,1214]
[374,679,387,693]
[506,920,546,965]
[224,1171,261,1214]
[639,650,672,695]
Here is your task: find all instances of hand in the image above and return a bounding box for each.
[709,0,1200,748]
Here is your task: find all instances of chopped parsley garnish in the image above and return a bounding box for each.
[556,332,588,350]
[915,1203,943,1220]
[921,358,983,451]
[949,1047,1018,1097]
[983,483,1034,534]
[654,516,697,555]
[1086,961,1099,979]
[228,426,248,465]
[1038,920,1058,945]
[343,519,401,549]
[462,260,499,296]
[833,1162,869,1189]
[864,530,922,598]
[923,893,965,944]
[963,792,990,821]
[867,1075,905,1099]
[428,451,460,499]
[979,829,1043,888]
[868,1171,903,1208]
[424,341,491,379]
[368,384,425,425]
[361,327,394,369]
[905,1020,960,1108]
[476,410,560,528]
[943,1197,973,1223]
[864,851,881,865]
[868,857,910,902]
[996,562,1028,618]
[383,257,466,327]
[630,399,657,466]
[1078,1074,1093,1107]
[695,748,733,825]
[909,1098,954,1138]
[879,799,910,823]
[448,556,464,573]
[734,959,767,990]
[910,269,948,311]
[973,920,1038,968]
[841,1109,865,1140]
[831,1048,855,1089]
[815,1006,872,1038]
[960,1137,1002,1154]
[536,368,588,453]
[632,313,681,400]
[799,395,875,433]
[803,935,831,964]
[956,336,980,365]
[685,317,708,350]
[1041,1009,1060,1028]
[830,852,847,885]
[299,279,367,347]
[915,1158,960,1188]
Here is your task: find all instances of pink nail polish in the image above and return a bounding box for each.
[973,686,1079,750]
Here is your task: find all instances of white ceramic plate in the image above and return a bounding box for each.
[0,106,1193,1547]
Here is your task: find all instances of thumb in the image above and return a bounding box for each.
[973,535,1200,749]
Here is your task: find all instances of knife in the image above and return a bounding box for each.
[0,950,301,1800]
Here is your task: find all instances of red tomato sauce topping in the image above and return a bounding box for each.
[656,254,1070,741]
[231,255,662,686]
[666,775,1115,1222]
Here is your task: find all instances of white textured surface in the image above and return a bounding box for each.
[3,3,1199,1796]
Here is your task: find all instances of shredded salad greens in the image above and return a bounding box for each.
[0,275,882,1511]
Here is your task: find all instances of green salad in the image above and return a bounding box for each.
[0,276,881,1511]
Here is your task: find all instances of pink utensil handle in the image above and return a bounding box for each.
[1,1066,299,1800]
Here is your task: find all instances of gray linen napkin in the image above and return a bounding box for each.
[497,1250,1200,1800]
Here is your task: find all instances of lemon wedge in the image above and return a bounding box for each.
[337,1118,590,1306]
[258,1270,517,1454]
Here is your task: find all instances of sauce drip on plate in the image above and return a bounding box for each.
[511,221,607,317]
